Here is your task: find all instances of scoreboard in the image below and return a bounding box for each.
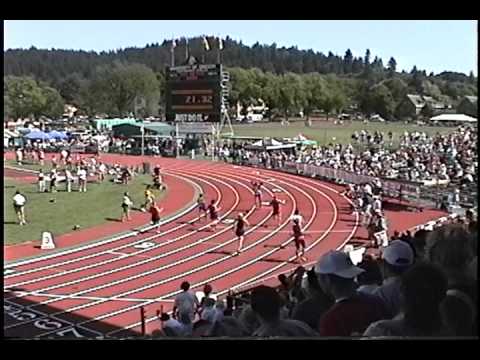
[165,64,222,121]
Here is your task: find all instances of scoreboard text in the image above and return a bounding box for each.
[166,64,222,121]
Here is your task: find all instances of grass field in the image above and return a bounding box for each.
[3,173,164,245]
[230,121,454,146]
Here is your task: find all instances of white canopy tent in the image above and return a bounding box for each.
[430,114,477,123]
[246,138,296,151]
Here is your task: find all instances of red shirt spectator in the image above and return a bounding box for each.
[315,251,387,336]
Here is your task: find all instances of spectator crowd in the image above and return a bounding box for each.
[151,211,477,338]
[224,126,477,188]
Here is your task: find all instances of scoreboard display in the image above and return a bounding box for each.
[165,64,222,121]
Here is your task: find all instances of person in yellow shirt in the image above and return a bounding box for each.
[142,185,155,212]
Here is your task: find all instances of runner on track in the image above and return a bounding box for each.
[197,193,207,222]
[142,185,155,211]
[234,213,250,255]
[292,219,307,262]
[291,209,304,228]
[270,195,286,226]
[207,200,221,231]
[252,181,264,207]
[149,203,164,234]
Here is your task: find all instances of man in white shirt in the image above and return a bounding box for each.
[77,167,87,192]
[12,191,27,225]
[65,169,74,193]
[173,281,200,323]
[38,169,46,193]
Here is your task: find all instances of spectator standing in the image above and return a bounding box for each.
[173,281,200,323]
[65,168,74,193]
[12,190,27,225]
[49,169,57,193]
[16,147,23,165]
[315,251,387,336]
[121,192,133,222]
[364,263,449,337]
[373,240,414,318]
[77,167,87,192]
[38,169,46,193]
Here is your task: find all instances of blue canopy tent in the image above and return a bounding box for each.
[48,130,68,140]
[24,130,51,140]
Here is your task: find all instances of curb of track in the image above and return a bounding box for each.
[4,167,200,267]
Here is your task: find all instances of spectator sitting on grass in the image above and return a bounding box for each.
[356,255,383,295]
[315,251,387,337]
[291,267,334,331]
[251,285,317,337]
[364,263,449,337]
[373,240,415,319]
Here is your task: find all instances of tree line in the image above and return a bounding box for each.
[4,36,477,120]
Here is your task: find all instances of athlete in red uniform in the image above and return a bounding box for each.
[207,200,221,231]
[196,193,207,222]
[270,195,285,226]
[252,181,264,207]
[149,203,164,234]
[234,213,250,255]
[293,219,307,262]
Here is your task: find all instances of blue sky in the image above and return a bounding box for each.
[4,20,477,75]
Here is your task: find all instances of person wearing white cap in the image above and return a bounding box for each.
[373,240,414,319]
[315,251,387,336]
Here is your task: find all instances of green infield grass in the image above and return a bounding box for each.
[4,173,164,245]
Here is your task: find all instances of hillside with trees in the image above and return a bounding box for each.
[4,36,477,120]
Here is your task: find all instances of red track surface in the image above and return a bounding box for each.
[3,154,446,338]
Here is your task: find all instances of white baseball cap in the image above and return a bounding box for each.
[314,251,365,279]
[382,240,414,267]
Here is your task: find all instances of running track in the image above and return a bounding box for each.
[3,154,445,338]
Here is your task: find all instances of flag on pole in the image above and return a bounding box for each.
[218,37,224,50]
[203,36,210,51]
[172,39,177,49]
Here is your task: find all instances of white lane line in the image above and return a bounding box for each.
[21,171,299,336]
[108,168,352,335]
[7,290,174,304]
[4,172,201,270]
[3,297,105,338]
[41,168,315,337]
[4,174,224,284]
[4,173,243,296]
[38,186,301,338]
[254,230,353,234]
[4,171,262,324]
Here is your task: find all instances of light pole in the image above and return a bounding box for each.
[176,123,180,158]
[141,123,145,157]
